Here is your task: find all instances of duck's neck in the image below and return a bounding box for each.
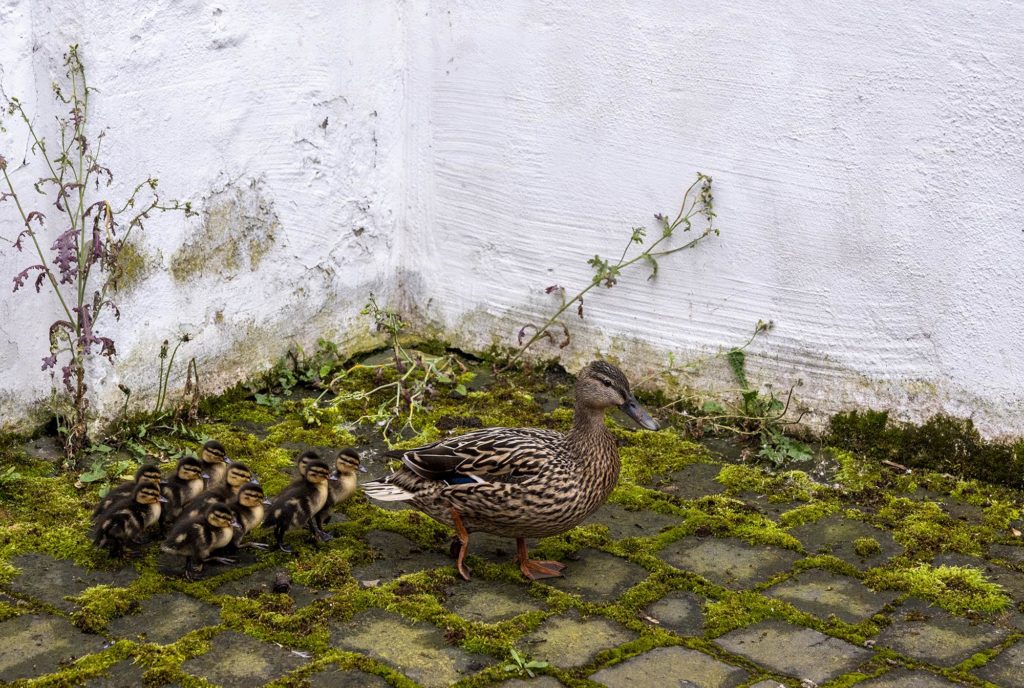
[566,404,619,485]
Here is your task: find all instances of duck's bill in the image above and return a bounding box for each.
[620,395,660,431]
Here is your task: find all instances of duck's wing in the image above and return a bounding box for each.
[387,427,564,482]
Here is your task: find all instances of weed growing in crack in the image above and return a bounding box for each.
[0,45,194,463]
[507,172,718,367]
[317,296,467,442]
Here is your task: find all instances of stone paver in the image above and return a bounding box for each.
[0,614,106,682]
[83,660,146,688]
[107,592,221,643]
[584,503,681,539]
[214,567,331,607]
[330,608,489,687]
[989,542,1024,564]
[876,599,1007,665]
[715,620,872,684]
[445,579,546,621]
[497,677,564,688]
[520,610,637,668]
[547,549,648,603]
[352,531,452,582]
[973,638,1024,687]
[747,682,786,688]
[934,552,1024,601]
[764,569,898,623]
[181,630,307,685]
[7,554,136,612]
[660,538,800,589]
[789,514,901,567]
[643,590,705,636]
[590,646,747,687]
[308,666,391,688]
[856,668,964,687]
[649,462,726,500]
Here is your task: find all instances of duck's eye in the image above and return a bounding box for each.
[601,379,612,387]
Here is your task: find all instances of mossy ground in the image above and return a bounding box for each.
[0,351,1022,687]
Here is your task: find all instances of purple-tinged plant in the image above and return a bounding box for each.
[0,45,194,463]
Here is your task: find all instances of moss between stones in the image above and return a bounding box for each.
[863,564,1011,615]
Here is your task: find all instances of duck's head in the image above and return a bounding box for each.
[576,361,659,431]
[135,463,163,485]
[236,482,266,509]
[334,448,365,477]
[175,456,204,482]
[205,502,236,529]
[225,463,253,489]
[201,440,230,464]
[295,450,321,477]
[305,459,333,485]
[133,482,167,505]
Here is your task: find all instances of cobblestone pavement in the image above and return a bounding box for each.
[2,429,1023,686]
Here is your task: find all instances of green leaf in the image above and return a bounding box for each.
[701,400,725,414]
[454,384,468,396]
[80,460,107,483]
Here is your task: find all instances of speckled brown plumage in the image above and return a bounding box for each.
[362,361,659,580]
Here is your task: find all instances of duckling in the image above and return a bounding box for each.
[91,482,166,558]
[161,502,238,581]
[225,481,271,551]
[199,440,231,489]
[177,462,253,523]
[160,456,206,526]
[263,459,334,552]
[315,448,365,530]
[92,463,162,516]
[293,449,322,480]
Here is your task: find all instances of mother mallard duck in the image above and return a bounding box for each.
[361,361,659,580]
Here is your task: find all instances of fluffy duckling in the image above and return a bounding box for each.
[160,456,206,526]
[178,462,253,523]
[225,481,271,551]
[161,502,238,581]
[91,482,166,558]
[263,459,334,552]
[292,449,322,480]
[93,463,162,516]
[315,448,365,530]
[199,440,231,489]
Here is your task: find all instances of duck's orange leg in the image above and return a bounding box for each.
[516,537,566,580]
[450,507,472,581]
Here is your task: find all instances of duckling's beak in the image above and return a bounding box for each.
[231,519,241,529]
[158,496,169,502]
[262,499,273,506]
[620,394,660,431]
[201,473,210,479]
[358,465,367,473]
[224,457,233,465]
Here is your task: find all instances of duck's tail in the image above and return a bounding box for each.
[361,478,415,502]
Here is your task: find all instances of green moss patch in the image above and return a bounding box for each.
[864,564,1011,615]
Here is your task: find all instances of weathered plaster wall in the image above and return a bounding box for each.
[0,1,406,426]
[404,1,1024,436]
[2,1,1022,436]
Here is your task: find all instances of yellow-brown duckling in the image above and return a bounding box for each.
[199,440,231,489]
[92,462,162,516]
[178,462,253,523]
[292,449,321,480]
[225,481,271,551]
[315,448,365,531]
[160,455,206,526]
[91,482,167,558]
[263,459,333,553]
[161,502,238,581]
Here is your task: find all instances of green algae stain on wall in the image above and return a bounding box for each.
[170,179,278,282]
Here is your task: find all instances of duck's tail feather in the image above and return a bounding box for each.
[361,479,415,502]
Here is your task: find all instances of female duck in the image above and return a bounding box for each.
[361,361,658,580]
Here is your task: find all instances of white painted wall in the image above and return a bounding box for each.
[0,1,407,426]
[405,1,1024,436]
[2,1,1022,436]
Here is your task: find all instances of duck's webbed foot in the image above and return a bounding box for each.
[516,537,565,580]
[450,507,472,581]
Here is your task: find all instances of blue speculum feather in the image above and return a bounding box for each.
[442,473,485,486]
